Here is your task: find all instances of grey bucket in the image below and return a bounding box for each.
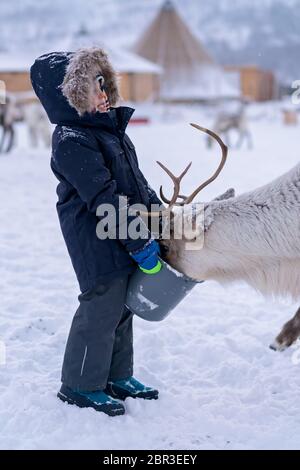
[125,258,203,322]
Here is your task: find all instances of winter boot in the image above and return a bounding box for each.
[57,384,125,416]
[105,376,159,401]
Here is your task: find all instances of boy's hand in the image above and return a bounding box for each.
[130,239,162,274]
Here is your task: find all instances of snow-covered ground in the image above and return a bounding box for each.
[1,103,300,450]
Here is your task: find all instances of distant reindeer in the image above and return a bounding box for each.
[207,103,253,150]
[0,94,50,153]
[22,102,51,148]
[0,95,20,153]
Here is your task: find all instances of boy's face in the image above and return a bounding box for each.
[90,75,110,114]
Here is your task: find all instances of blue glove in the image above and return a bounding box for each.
[130,239,162,274]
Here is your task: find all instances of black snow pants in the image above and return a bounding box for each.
[61,275,133,392]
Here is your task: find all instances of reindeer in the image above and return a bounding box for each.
[0,96,50,152]
[150,125,300,352]
[0,95,19,153]
[22,102,51,148]
[207,103,253,150]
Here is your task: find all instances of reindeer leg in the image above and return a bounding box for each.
[0,127,6,153]
[235,130,244,149]
[206,134,213,149]
[224,131,231,148]
[270,307,300,351]
[6,126,14,153]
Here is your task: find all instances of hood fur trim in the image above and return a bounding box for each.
[60,47,121,116]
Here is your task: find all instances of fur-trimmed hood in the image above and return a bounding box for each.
[60,47,121,116]
[30,48,126,127]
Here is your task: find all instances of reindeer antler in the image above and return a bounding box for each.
[182,124,228,204]
[137,124,228,218]
[157,124,228,207]
[157,161,192,208]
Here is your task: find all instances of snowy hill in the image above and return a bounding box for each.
[0,0,300,83]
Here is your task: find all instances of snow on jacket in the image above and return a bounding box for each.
[30,48,161,292]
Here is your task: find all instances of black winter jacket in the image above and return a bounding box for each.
[30,51,161,292]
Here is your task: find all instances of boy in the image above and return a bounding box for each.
[31,47,162,416]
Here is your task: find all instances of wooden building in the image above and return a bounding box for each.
[224,65,276,102]
[99,47,162,102]
[0,55,34,93]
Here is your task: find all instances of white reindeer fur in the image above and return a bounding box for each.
[166,163,300,300]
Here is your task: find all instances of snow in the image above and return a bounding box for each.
[136,293,159,311]
[106,47,162,74]
[0,102,300,450]
[164,262,184,279]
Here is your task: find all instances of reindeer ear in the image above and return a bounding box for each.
[213,188,235,201]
